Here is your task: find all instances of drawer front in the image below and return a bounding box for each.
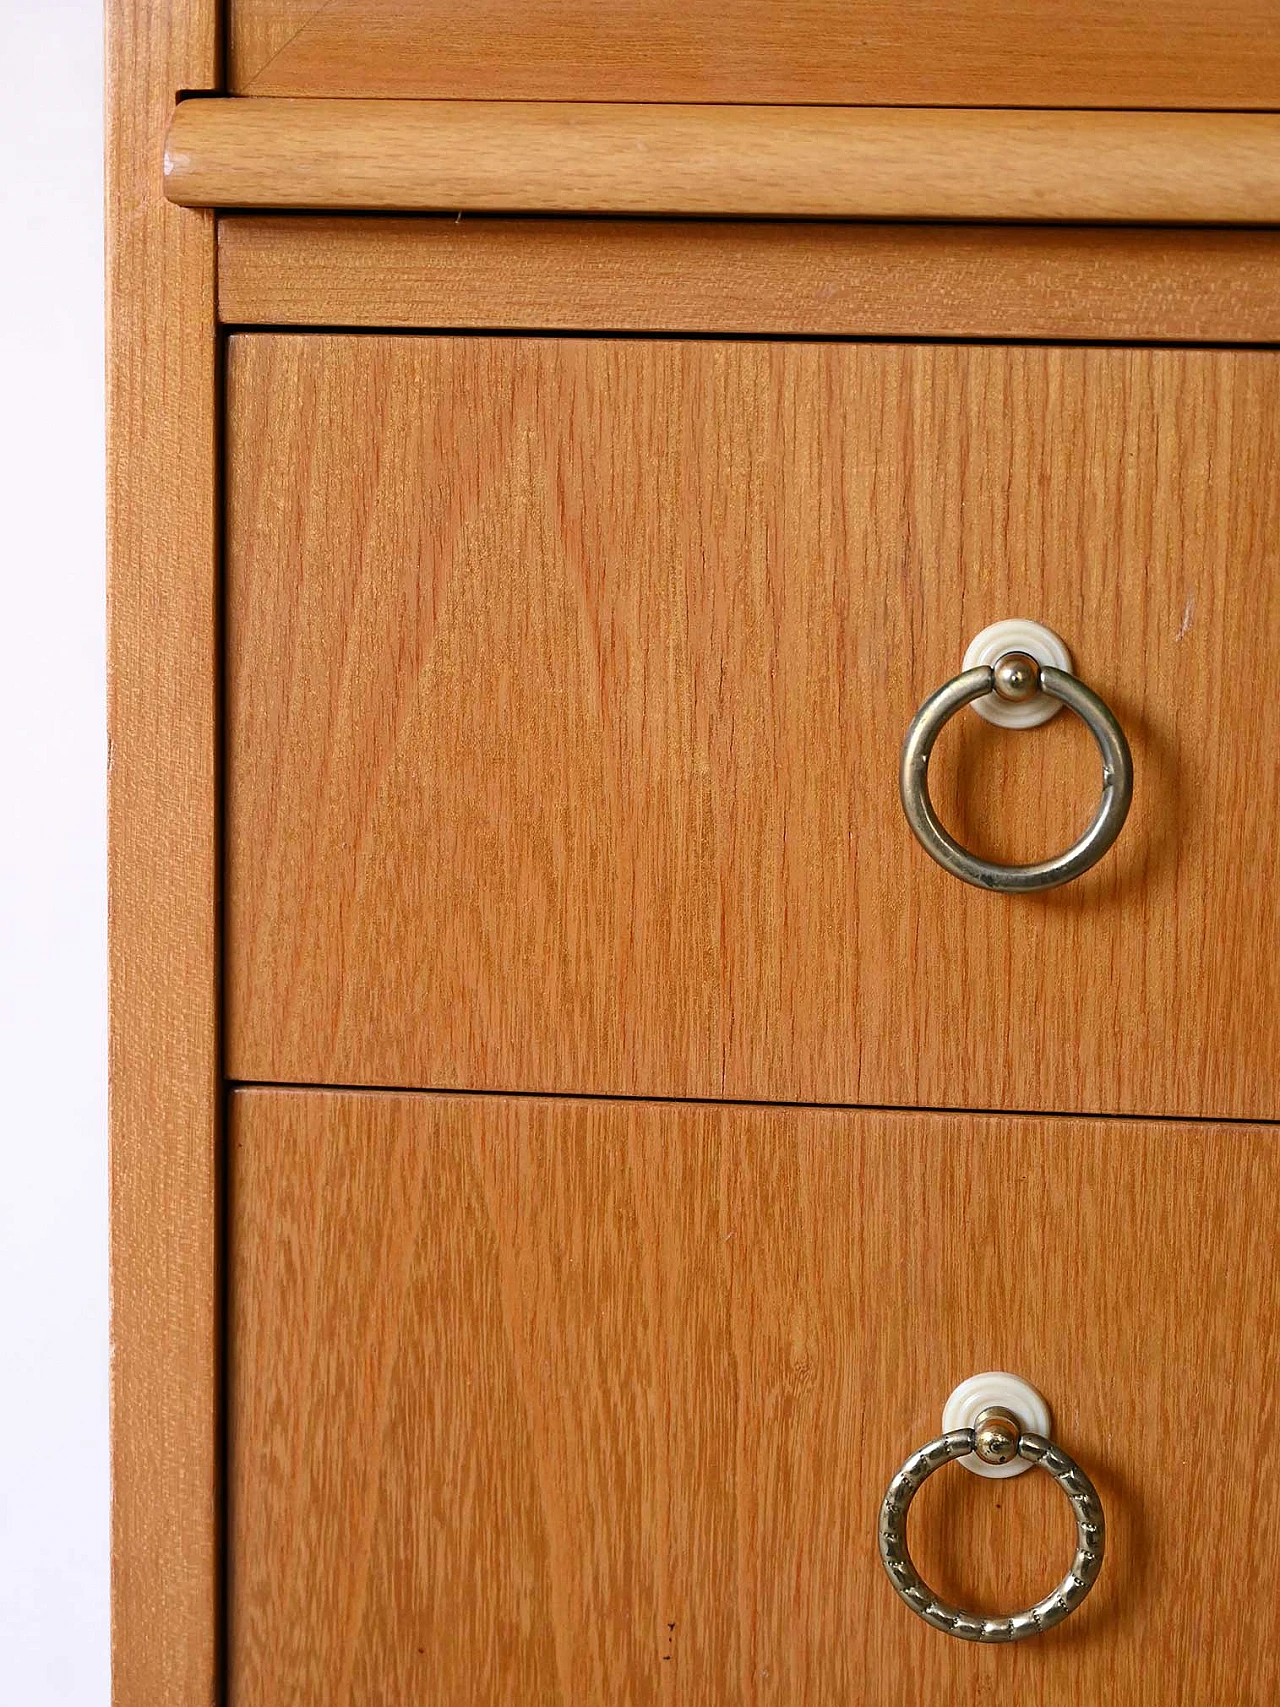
[226,335,1280,1118]
[228,1089,1280,1704]
[228,0,1280,108]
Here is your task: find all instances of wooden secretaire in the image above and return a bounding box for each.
[109,4,1280,1702]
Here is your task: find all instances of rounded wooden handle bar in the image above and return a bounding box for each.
[164,100,1280,222]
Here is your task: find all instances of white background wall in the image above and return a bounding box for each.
[0,4,110,1702]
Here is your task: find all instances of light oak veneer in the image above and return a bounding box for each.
[227,0,1280,109]
[108,0,220,1702]
[228,1088,1280,1706]
[226,334,1280,1119]
[218,217,1280,343]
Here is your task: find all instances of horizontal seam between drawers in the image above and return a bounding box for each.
[225,1078,1279,1129]
[218,322,1280,352]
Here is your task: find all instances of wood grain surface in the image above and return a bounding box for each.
[226,0,1280,108]
[225,335,1280,1121]
[107,0,220,1702]
[218,217,1280,344]
[228,1087,1280,1706]
[165,101,1280,223]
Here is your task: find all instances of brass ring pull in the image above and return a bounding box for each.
[899,652,1133,892]
[878,1410,1106,1642]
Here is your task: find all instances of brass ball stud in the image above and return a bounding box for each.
[972,1406,1022,1465]
[992,651,1042,703]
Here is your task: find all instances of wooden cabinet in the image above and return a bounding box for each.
[111,8,1280,1699]
[227,334,1280,1118]
[228,1087,1280,1704]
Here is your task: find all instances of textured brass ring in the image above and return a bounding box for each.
[878,1426,1105,1642]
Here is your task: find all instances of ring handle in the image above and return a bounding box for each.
[878,1414,1106,1643]
[900,653,1133,892]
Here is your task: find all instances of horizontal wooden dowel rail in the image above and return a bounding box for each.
[165,99,1280,222]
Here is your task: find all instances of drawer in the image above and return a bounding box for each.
[226,335,1280,1118]
[228,0,1280,109]
[228,1088,1280,1704]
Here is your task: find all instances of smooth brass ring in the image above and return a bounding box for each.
[899,659,1133,892]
